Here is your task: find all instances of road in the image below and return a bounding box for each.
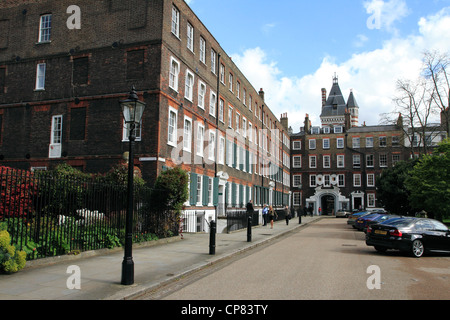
[137,218,450,300]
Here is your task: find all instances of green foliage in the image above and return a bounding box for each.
[405,139,450,221]
[376,160,417,216]
[0,229,26,274]
[101,163,146,188]
[150,167,189,213]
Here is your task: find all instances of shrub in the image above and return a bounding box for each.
[0,229,26,274]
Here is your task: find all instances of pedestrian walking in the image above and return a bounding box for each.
[262,204,268,226]
[268,205,277,229]
[285,206,291,225]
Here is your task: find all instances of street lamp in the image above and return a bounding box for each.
[119,86,146,285]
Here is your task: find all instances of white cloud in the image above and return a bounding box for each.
[231,7,450,132]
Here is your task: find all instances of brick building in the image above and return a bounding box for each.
[0,0,291,222]
[291,77,408,214]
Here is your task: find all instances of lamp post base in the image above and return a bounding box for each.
[121,258,134,285]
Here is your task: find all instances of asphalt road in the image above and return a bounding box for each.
[138,218,450,300]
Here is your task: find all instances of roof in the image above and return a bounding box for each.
[347,125,400,133]
[320,78,348,118]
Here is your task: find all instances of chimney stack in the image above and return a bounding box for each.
[321,88,327,107]
[280,113,288,130]
[259,88,265,101]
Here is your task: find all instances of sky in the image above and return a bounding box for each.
[185,0,450,132]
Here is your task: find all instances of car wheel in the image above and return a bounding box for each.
[411,239,424,258]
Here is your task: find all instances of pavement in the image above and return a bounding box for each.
[0,215,324,300]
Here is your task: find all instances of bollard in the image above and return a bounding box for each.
[247,215,252,242]
[209,220,216,255]
[299,214,302,224]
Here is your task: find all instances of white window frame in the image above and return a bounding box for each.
[211,49,216,74]
[185,69,194,101]
[208,130,216,161]
[337,155,345,168]
[49,115,62,158]
[196,175,202,206]
[183,116,192,152]
[35,63,46,90]
[353,174,361,187]
[323,138,330,149]
[228,106,233,128]
[39,14,52,43]
[169,57,180,91]
[293,156,302,168]
[196,123,204,157]
[310,174,317,187]
[219,98,224,123]
[293,141,301,150]
[171,6,180,37]
[337,137,344,149]
[122,119,142,142]
[167,107,178,147]
[209,91,217,117]
[309,155,316,168]
[187,22,194,52]
[219,136,225,165]
[199,37,206,63]
[367,173,375,187]
[309,139,316,150]
[293,175,302,187]
[323,155,331,168]
[367,193,376,207]
[198,80,206,109]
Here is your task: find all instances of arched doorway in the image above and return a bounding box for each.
[320,194,335,215]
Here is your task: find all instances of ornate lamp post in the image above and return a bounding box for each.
[119,86,146,285]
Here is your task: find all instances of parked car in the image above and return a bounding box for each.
[366,217,450,257]
[336,210,351,218]
[347,211,371,228]
[363,214,400,233]
[355,213,383,231]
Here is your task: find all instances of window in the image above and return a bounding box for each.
[379,154,387,167]
[367,193,376,207]
[211,49,217,74]
[169,57,180,91]
[293,175,302,187]
[366,154,374,167]
[248,122,253,142]
[187,22,194,52]
[323,127,330,134]
[209,91,216,117]
[310,175,317,187]
[366,137,374,148]
[337,155,345,168]
[323,138,330,149]
[309,139,316,150]
[168,108,177,146]
[199,37,206,63]
[219,99,224,123]
[208,177,213,205]
[196,123,204,157]
[293,156,302,168]
[171,6,180,37]
[392,135,400,146]
[219,136,225,164]
[220,64,225,83]
[49,115,62,158]
[185,69,194,101]
[353,174,361,187]
[293,193,301,206]
[228,106,233,128]
[323,155,331,168]
[236,112,240,134]
[352,137,360,148]
[229,73,233,92]
[236,81,240,99]
[392,154,400,165]
[367,173,375,187]
[334,126,343,134]
[183,117,192,152]
[338,174,345,187]
[39,14,52,43]
[242,118,247,138]
[35,63,46,90]
[196,175,202,205]
[353,154,360,168]
[379,136,387,147]
[293,141,301,150]
[198,81,206,109]
[122,119,142,142]
[208,130,216,161]
[309,155,316,168]
[324,175,331,187]
[337,138,344,149]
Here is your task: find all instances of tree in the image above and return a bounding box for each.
[150,167,189,214]
[405,138,450,221]
[376,160,416,216]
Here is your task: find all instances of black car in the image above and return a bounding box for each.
[366,217,450,257]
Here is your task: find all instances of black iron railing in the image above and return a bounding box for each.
[0,166,179,260]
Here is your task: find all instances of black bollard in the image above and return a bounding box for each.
[299,214,302,224]
[247,215,252,242]
[209,220,216,255]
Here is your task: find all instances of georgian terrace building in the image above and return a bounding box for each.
[0,0,291,225]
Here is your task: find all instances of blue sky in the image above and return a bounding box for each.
[186,0,450,130]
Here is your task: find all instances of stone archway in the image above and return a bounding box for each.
[320,194,335,215]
